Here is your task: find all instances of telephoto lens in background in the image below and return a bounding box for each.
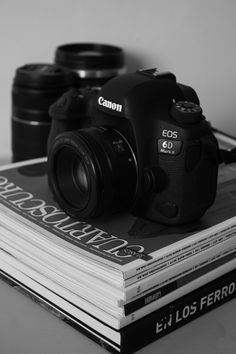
[11,64,74,162]
[54,43,126,88]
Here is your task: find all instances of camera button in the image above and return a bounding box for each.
[155,201,178,218]
[144,167,167,192]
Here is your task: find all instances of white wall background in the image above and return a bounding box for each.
[0,0,236,159]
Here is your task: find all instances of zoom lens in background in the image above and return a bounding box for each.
[48,127,137,219]
[54,43,126,88]
[11,63,74,162]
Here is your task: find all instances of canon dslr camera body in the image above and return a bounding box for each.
[48,69,219,225]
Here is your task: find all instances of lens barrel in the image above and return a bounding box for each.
[11,63,74,162]
[54,43,126,88]
[48,127,137,219]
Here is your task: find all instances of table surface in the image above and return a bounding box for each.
[0,278,236,354]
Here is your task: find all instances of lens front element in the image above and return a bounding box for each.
[54,147,91,211]
[73,159,89,194]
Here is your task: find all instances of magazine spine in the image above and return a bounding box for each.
[119,258,236,327]
[120,268,236,354]
[124,250,236,315]
[124,236,236,299]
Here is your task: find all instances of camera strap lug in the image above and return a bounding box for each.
[218,148,236,164]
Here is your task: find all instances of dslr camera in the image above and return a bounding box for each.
[48,69,219,225]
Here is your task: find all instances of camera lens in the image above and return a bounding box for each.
[11,63,74,162]
[48,127,137,219]
[54,43,126,88]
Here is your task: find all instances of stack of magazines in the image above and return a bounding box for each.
[0,131,236,353]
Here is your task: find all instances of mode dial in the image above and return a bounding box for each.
[170,101,204,124]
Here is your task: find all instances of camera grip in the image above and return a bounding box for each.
[148,134,219,225]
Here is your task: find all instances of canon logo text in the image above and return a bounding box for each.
[98,96,122,112]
